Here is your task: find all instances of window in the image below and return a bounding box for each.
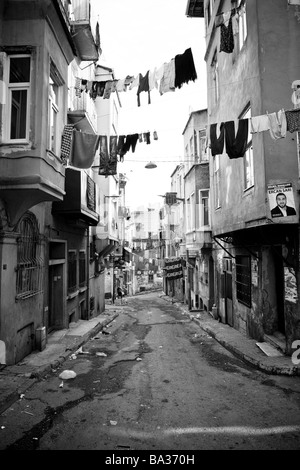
[199,190,210,227]
[199,129,208,161]
[211,51,219,107]
[236,255,251,307]
[7,55,31,142]
[190,192,195,230]
[194,130,199,163]
[79,251,86,287]
[238,1,247,50]
[214,154,221,208]
[241,105,254,189]
[15,212,44,299]
[47,61,64,155]
[68,251,77,293]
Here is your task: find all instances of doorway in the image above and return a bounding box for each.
[49,263,64,331]
[224,257,233,327]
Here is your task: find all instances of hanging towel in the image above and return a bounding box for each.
[224,119,249,159]
[174,48,197,89]
[210,123,225,156]
[285,109,300,132]
[220,16,234,53]
[60,124,74,164]
[137,71,151,107]
[250,115,270,133]
[70,130,100,169]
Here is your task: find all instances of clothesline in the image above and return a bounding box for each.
[74,47,197,107]
[207,107,300,159]
[60,125,160,173]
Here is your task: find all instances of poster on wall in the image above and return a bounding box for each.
[267,183,297,219]
[284,267,298,304]
[251,259,258,287]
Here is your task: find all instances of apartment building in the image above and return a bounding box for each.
[0,0,123,365]
[182,109,214,312]
[187,0,300,355]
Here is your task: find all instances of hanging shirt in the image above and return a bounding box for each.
[267,109,287,140]
[285,109,300,132]
[209,123,225,156]
[174,47,197,89]
[159,59,176,95]
[70,130,100,169]
[137,71,151,107]
[224,119,249,159]
[220,16,234,53]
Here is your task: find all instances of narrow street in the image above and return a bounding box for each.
[1,292,300,452]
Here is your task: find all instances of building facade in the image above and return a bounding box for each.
[0,0,124,365]
[187,0,300,355]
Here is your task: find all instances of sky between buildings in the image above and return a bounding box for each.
[91,0,208,211]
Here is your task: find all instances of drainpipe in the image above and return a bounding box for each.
[86,226,90,319]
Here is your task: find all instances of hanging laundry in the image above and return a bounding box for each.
[129,75,140,90]
[124,75,135,87]
[116,78,126,92]
[220,16,234,53]
[103,80,118,99]
[60,124,74,164]
[75,77,81,97]
[122,134,139,154]
[250,115,270,133]
[95,21,101,52]
[117,135,126,161]
[143,132,151,144]
[148,67,159,91]
[210,123,225,156]
[174,48,197,89]
[80,79,88,93]
[70,130,100,169]
[137,71,151,106]
[98,135,118,176]
[285,109,300,132]
[159,59,176,95]
[153,130,158,140]
[224,119,248,159]
[138,134,143,143]
[267,109,287,140]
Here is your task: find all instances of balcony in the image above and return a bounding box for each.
[0,150,65,226]
[52,168,99,226]
[186,229,212,251]
[70,0,99,61]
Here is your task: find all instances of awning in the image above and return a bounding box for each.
[68,110,97,134]
[70,22,99,61]
[95,238,118,258]
[123,247,132,263]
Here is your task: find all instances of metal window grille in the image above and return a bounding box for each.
[79,251,86,287]
[15,214,44,300]
[68,251,77,293]
[236,255,251,307]
[86,175,96,211]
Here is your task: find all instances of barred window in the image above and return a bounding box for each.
[15,213,43,300]
[79,251,86,287]
[68,250,77,293]
[236,255,251,307]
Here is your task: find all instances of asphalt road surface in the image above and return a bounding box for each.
[1,292,300,452]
